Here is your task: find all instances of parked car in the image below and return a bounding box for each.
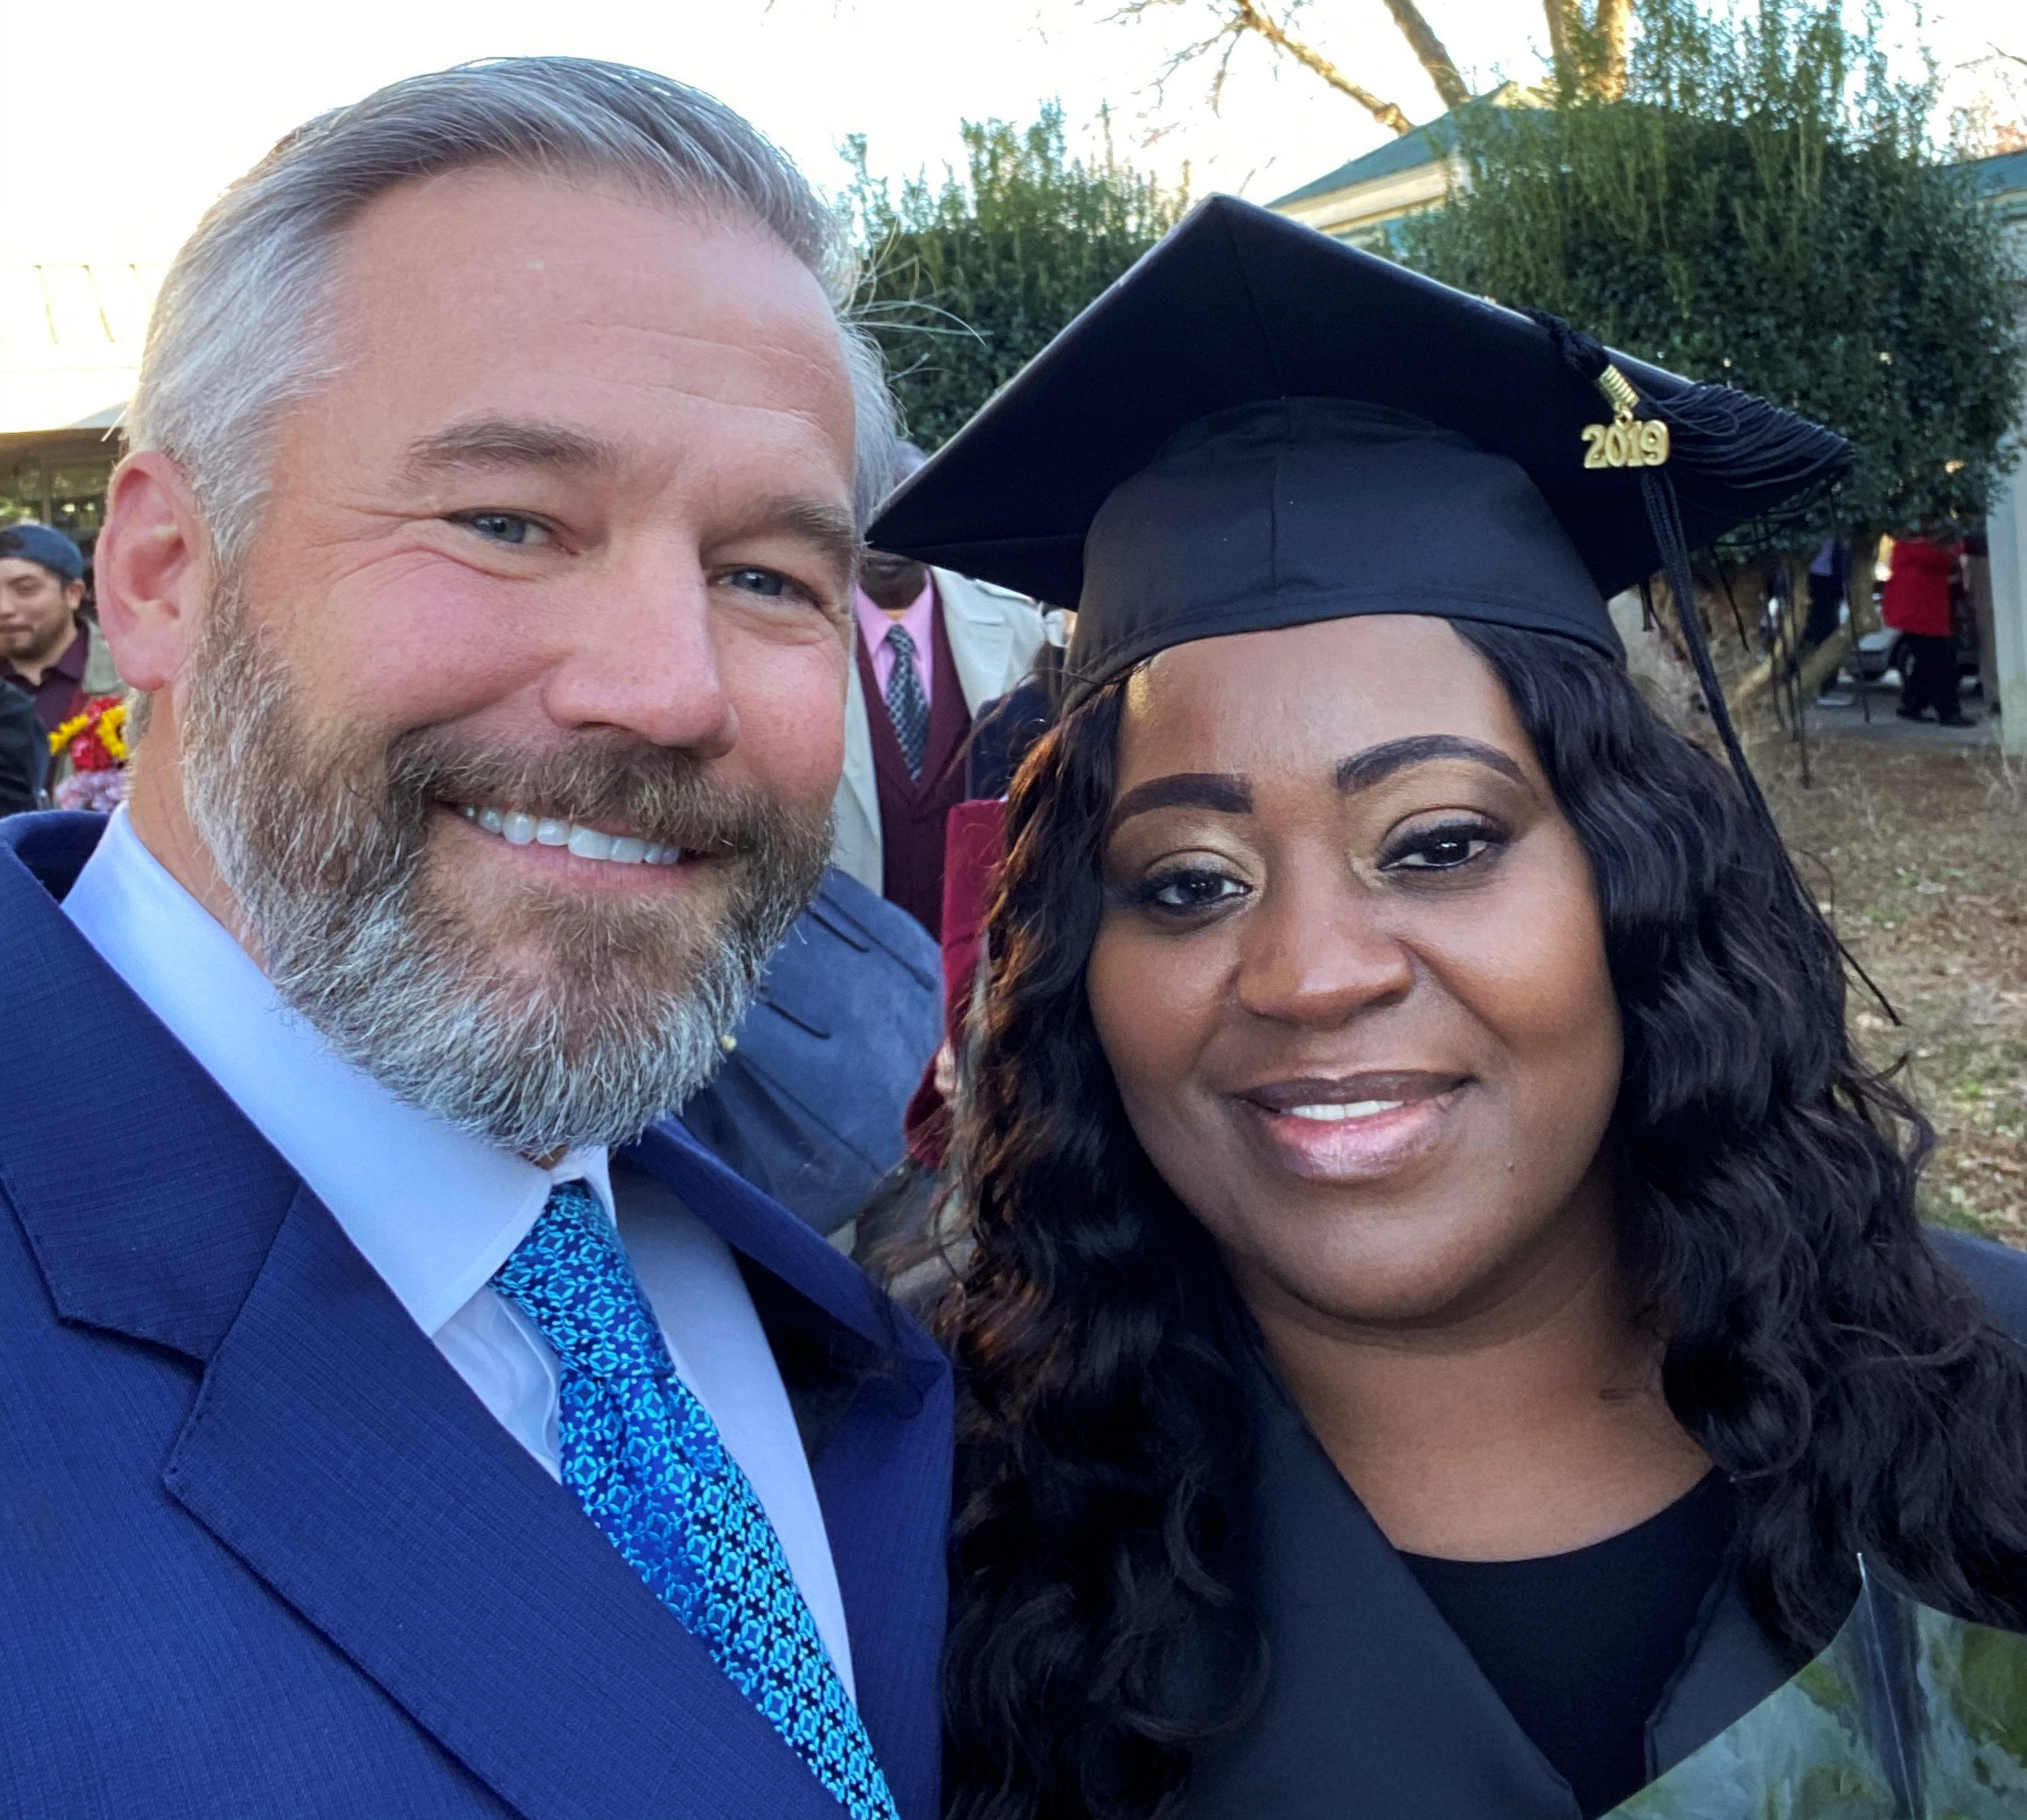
[1848,626,1981,686]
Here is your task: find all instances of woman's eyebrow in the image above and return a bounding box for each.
[1105,772,1252,838]
[1334,735,1525,794]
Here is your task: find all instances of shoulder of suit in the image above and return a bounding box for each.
[932,567,1046,615]
[1928,1226,2027,1346]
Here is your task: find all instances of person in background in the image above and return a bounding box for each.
[0,523,123,735]
[963,609,1072,802]
[892,611,1077,1185]
[830,444,1045,938]
[1801,537,1853,708]
[0,679,46,815]
[1882,530,1968,725]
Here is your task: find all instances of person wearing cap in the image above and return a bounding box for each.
[878,198,2027,1820]
[0,522,123,736]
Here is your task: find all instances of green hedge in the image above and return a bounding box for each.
[845,104,1187,451]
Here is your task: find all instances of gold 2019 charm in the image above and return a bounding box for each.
[1582,360,1671,469]
[1581,417,1671,469]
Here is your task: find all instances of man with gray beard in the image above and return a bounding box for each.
[0,60,949,1820]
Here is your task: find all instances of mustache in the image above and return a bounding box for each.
[382,731,823,858]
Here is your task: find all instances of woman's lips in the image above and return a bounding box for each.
[1231,1071,1469,1183]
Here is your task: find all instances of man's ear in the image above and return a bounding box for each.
[64,578,87,613]
[94,451,212,693]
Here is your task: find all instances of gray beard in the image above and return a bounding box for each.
[177,578,830,1155]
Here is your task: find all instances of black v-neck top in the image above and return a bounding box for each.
[1399,1474,1734,1817]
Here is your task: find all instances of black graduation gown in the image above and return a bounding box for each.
[1176,1228,2027,1820]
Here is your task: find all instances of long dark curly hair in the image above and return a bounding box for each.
[937,620,2027,1820]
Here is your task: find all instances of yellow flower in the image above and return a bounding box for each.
[48,710,91,757]
[102,700,129,764]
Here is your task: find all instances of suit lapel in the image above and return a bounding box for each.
[1647,1567,1797,1777]
[623,1124,952,1820]
[165,1185,852,1820]
[1184,1345,1580,1820]
[1,814,300,1358]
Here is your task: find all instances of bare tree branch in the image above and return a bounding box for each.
[1540,0,1628,99]
[1378,0,1470,112]
[1228,0,1417,134]
[1543,0,1575,78]
[1594,0,1632,100]
[1098,0,1439,139]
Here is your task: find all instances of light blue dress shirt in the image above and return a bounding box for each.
[61,806,854,1691]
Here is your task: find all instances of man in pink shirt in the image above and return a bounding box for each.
[857,552,940,775]
[835,446,1046,936]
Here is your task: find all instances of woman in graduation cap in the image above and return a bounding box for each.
[868,197,2027,1820]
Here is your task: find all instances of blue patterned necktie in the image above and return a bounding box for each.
[882,624,929,780]
[492,1183,898,1820]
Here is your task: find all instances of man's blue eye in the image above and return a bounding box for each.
[462,513,539,545]
[725,569,789,598]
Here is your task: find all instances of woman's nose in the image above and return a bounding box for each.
[1233,866,1415,1027]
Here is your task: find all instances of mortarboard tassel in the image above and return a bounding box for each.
[1526,311,1897,1026]
[1524,310,1851,505]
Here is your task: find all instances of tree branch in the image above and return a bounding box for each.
[1379,0,1471,112]
[1543,0,1575,78]
[1593,0,1632,99]
[1229,0,1416,134]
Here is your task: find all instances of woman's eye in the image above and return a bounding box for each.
[1133,868,1249,913]
[453,512,551,548]
[1384,825,1496,872]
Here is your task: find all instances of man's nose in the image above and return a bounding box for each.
[537,549,738,758]
[1232,861,1416,1027]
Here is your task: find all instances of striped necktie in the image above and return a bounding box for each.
[882,624,929,780]
[492,1182,898,1819]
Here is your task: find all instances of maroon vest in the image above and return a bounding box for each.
[856,596,971,939]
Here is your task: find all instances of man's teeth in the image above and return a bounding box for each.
[458,805,682,866]
[1283,1100,1405,1123]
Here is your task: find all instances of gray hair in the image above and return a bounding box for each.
[127,56,896,560]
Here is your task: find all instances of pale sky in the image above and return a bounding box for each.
[4,0,2014,268]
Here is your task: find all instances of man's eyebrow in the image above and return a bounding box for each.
[742,495,860,590]
[1334,735,1526,794]
[399,417,624,483]
[1105,773,1253,839]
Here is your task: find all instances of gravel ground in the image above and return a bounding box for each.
[1749,688,2026,1244]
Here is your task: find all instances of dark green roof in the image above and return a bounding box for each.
[1269,115,1455,208]
[1268,86,1537,211]
[1276,103,2027,218]
[1960,146,2027,198]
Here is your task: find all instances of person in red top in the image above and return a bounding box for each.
[1880,532,1967,725]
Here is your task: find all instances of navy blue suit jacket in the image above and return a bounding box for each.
[0,812,952,1820]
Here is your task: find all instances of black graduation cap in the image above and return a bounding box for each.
[869,193,1889,1013]
[868,194,1849,719]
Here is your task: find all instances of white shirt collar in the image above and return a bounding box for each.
[60,806,608,1335]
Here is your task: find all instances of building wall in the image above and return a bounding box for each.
[1979,172,2027,755]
